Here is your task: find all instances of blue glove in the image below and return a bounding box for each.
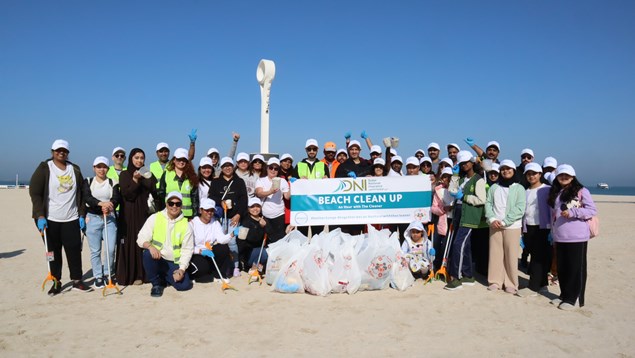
[360,130,368,139]
[428,248,436,257]
[520,236,525,249]
[464,137,475,147]
[452,164,460,175]
[233,226,241,236]
[37,218,47,231]
[79,217,86,231]
[201,249,215,258]
[452,189,464,200]
[289,177,297,183]
[344,131,351,139]
[188,128,197,143]
[347,171,357,179]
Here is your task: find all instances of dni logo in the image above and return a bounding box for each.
[333,179,367,193]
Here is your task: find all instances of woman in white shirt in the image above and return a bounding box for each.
[255,158,290,243]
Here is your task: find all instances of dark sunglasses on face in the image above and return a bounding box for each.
[521,155,532,160]
[158,149,169,153]
[176,158,188,163]
[114,154,126,158]
[54,149,69,154]
[167,201,182,207]
[306,147,318,152]
[268,166,280,171]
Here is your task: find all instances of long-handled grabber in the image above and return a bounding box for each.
[205,242,237,293]
[102,213,121,296]
[435,224,454,283]
[424,224,435,285]
[248,234,267,285]
[222,201,229,234]
[41,229,59,292]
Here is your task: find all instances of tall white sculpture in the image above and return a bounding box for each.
[256,59,276,154]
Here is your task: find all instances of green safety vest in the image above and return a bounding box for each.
[150,161,165,189]
[150,213,188,264]
[106,166,125,181]
[297,161,327,179]
[164,170,194,217]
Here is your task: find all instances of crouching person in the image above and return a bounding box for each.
[187,198,233,283]
[137,191,193,297]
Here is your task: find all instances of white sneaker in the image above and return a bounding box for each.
[558,302,576,311]
[550,298,562,306]
[515,288,538,298]
[233,268,241,277]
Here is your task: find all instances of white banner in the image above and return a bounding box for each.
[290,175,432,226]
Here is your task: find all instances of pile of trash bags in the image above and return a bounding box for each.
[266,225,424,296]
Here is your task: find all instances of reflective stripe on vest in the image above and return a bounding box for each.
[150,161,165,189]
[297,161,326,179]
[150,214,188,264]
[165,170,193,217]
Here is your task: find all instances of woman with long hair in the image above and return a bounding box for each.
[158,148,199,219]
[197,157,214,204]
[547,164,596,311]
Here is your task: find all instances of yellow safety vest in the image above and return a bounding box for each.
[150,213,188,264]
[297,161,327,179]
[106,166,125,181]
[150,161,165,189]
[164,170,194,217]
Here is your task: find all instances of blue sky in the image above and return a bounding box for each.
[1,1,634,186]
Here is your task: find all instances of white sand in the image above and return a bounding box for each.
[1,190,633,356]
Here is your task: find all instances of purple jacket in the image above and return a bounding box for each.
[552,187,597,243]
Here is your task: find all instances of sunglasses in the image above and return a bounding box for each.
[268,166,280,171]
[114,154,126,158]
[521,155,532,160]
[167,201,182,207]
[158,149,169,153]
[54,149,69,154]
[306,147,318,152]
[252,160,264,164]
[202,208,214,213]
[175,158,188,163]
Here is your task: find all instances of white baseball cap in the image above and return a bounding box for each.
[220,157,234,167]
[392,155,403,164]
[200,198,216,210]
[389,148,398,156]
[447,143,461,151]
[248,197,262,207]
[406,156,419,167]
[199,157,213,167]
[112,147,125,155]
[280,153,294,162]
[305,139,318,148]
[51,139,69,151]
[419,156,432,165]
[373,158,385,166]
[521,148,534,157]
[336,149,348,156]
[370,145,382,155]
[156,142,169,151]
[486,141,500,151]
[555,164,576,177]
[415,149,425,155]
[499,159,516,170]
[427,142,440,151]
[174,148,188,160]
[543,156,557,169]
[456,150,472,164]
[166,191,183,202]
[93,156,109,167]
[441,158,453,167]
[236,152,250,163]
[489,163,500,173]
[348,140,361,149]
[267,157,281,166]
[441,167,453,176]
[251,154,265,163]
[524,162,543,174]
[207,147,219,156]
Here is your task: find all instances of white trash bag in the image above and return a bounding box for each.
[272,245,310,293]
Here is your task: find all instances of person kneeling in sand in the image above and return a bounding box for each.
[137,191,194,297]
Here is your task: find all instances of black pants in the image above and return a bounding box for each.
[265,215,287,244]
[187,244,231,281]
[470,228,489,276]
[525,226,552,291]
[39,219,83,281]
[556,241,587,307]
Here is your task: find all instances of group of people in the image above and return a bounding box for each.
[30,131,596,309]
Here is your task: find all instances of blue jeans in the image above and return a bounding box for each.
[142,250,192,291]
[247,247,268,268]
[228,236,239,267]
[86,213,117,278]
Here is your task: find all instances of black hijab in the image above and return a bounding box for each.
[127,148,145,171]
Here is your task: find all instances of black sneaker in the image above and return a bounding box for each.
[72,281,94,293]
[93,278,105,289]
[460,276,476,286]
[48,281,62,297]
[150,285,164,298]
[444,279,463,291]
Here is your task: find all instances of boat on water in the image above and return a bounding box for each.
[597,183,609,189]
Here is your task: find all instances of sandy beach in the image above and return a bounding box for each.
[1,189,633,357]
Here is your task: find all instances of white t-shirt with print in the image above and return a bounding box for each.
[47,161,78,222]
[255,176,289,219]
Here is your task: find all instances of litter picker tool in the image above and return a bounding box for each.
[40,229,59,292]
[222,201,228,234]
[424,224,435,285]
[248,234,267,285]
[102,213,121,296]
[435,223,453,283]
[205,242,237,293]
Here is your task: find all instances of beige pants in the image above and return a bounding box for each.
[488,228,521,291]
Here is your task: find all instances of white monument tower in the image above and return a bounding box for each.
[256,59,276,156]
